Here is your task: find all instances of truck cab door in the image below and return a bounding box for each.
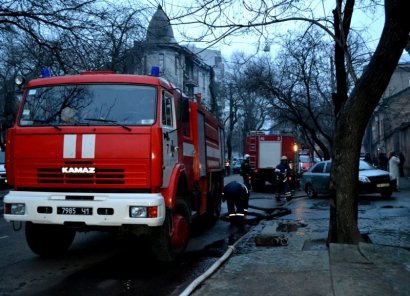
[161,91,178,188]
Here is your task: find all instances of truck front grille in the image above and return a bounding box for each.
[37,168,125,184]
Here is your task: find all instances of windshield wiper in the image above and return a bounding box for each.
[84,118,132,132]
[32,119,62,131]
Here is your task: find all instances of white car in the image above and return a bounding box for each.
[301,160,395,199]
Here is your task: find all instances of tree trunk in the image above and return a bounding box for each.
[226,84,236,162]
[328,0,410,244]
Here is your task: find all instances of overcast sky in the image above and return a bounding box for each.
[142,0,408,62]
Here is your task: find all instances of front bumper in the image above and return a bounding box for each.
[3,190,165,227]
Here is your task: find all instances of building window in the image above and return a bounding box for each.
[159,53,165,72]
[175,56,179,76]
[203,73,206,91]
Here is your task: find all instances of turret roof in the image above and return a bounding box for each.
[146,5,177,44]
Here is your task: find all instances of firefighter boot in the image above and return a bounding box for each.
[228,213,237,224]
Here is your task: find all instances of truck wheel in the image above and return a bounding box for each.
[25,222,76,257]
[305,184,317,199]
[151,200,190,262]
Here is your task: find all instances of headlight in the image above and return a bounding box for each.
[129,206,147,218]
[5,203,26,215]
[359,176,371,183]
[129,206,158,218]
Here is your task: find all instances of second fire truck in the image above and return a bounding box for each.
[245,131,298,192]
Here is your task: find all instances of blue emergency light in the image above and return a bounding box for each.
[150,66,160,76]
[41,67,52,78]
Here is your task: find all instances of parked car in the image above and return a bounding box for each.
[301,160,395,199]
[0,151,6,184]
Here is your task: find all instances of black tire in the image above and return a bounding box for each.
[25,222,76,257]
[151,200,191,262]
[305,184,317,199]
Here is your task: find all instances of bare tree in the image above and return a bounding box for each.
[229,53,274,148]
[221,52,272,158]
[0,0,98,48]
[328,0,410,243]
[84,4,148,72]
[242,28,335,159]
[0,0,149,138]
[172,0,410,244]
[223,79,240,162]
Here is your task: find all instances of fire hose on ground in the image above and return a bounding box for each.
[179,204,291,296]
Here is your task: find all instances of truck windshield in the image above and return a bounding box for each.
[19,84,157,126]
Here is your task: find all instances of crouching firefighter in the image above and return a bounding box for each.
[275,155,292,202]
[222,181,250,223]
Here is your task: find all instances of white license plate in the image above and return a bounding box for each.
[376,183,390,188]
[57,207,93,215]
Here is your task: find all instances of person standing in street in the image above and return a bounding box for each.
[388,151,400,192]
[240,154,251,190]
[222,181,249,223]
[275,155,292,202]
[225,159,231,176]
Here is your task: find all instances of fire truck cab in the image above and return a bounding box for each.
[3,72,224,261]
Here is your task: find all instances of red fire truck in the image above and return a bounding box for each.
[3,72,225,261]
[245,131,297,191]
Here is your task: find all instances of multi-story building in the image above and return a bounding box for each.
[364,61,410,175]
[126,5,223,115]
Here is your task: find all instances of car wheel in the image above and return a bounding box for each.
[305,184,317,199]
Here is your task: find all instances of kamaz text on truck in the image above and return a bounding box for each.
[3,72,225,261]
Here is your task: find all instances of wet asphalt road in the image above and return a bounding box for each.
[0,176,253,296]
[1,175,409,295]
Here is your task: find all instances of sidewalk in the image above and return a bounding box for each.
[191,177,410,296]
